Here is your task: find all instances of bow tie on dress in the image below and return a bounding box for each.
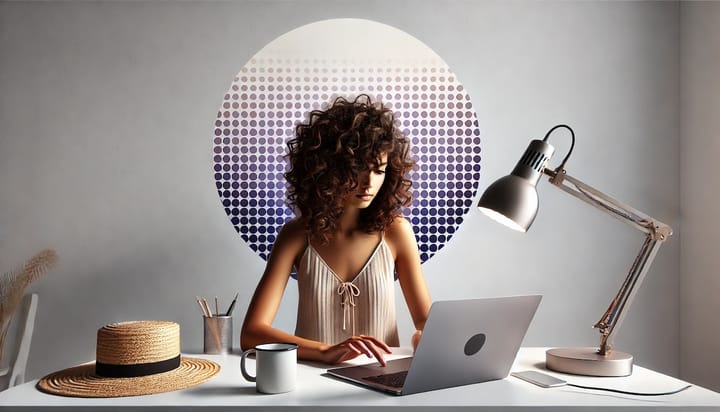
[337,282,360,333]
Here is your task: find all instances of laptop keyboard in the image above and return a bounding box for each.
[363,370,408,389]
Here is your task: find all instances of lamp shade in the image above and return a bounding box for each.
[477,139,555,232]
[478,175,538,232]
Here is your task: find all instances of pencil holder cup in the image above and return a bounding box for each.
[203,315,233,354]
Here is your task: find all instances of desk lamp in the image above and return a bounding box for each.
[477,124,672,377]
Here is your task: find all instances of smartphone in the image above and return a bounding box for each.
[511,370,567,388]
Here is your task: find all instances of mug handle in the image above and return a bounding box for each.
[240,348,257,382]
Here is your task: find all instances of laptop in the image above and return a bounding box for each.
[326,295,541,395]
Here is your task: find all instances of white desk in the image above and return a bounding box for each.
[1,348,719,411]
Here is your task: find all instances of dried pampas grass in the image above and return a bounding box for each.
[1,249,59,364]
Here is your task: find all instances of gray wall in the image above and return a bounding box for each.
[1,0,687,384]
[680,2,720,392]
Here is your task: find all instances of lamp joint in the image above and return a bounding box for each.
[544,166,566,186]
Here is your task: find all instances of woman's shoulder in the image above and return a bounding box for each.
[385,215,412,231]
[382,216,419,260]
[275,218,309,247]
[383,216,415,247]
[279,217,306,234]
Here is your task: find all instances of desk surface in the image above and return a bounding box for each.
[1,348,719,411]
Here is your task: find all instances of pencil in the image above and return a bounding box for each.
[196,296,211,317]
[201,297,213,317]
[225,292,239,316]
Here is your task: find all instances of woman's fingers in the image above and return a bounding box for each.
[344,341,364,355]
[350,336,388,366]
[350,339,372,357]
[336,349,361,364]
[324,335,393,366]
[358,335,392,354]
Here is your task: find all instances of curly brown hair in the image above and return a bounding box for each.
[285,95,414,244]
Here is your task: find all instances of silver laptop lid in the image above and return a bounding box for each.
[401,295,541,395]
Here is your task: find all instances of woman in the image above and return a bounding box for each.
[241,95,431,366]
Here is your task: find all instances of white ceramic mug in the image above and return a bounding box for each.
[240,342,298,394]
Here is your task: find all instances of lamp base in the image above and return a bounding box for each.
[546,347,633,377]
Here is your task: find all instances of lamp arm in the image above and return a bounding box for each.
[543,167,672,355]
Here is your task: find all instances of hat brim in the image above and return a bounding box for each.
[37,356,220,398]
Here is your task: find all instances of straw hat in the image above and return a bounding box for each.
[37,320,220,397]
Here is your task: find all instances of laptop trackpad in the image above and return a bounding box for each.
[330,356,413,381]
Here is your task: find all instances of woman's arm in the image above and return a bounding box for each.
[386,217,432,348]
[240,220,322,358]
[240,220,392,365]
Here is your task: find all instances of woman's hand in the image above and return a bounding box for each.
[319,335,392,366]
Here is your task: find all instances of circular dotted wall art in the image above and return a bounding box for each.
[212,18,482,265]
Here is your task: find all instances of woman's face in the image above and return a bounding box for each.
[347,152,388,209]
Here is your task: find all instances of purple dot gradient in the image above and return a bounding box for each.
[213,58,481,264]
